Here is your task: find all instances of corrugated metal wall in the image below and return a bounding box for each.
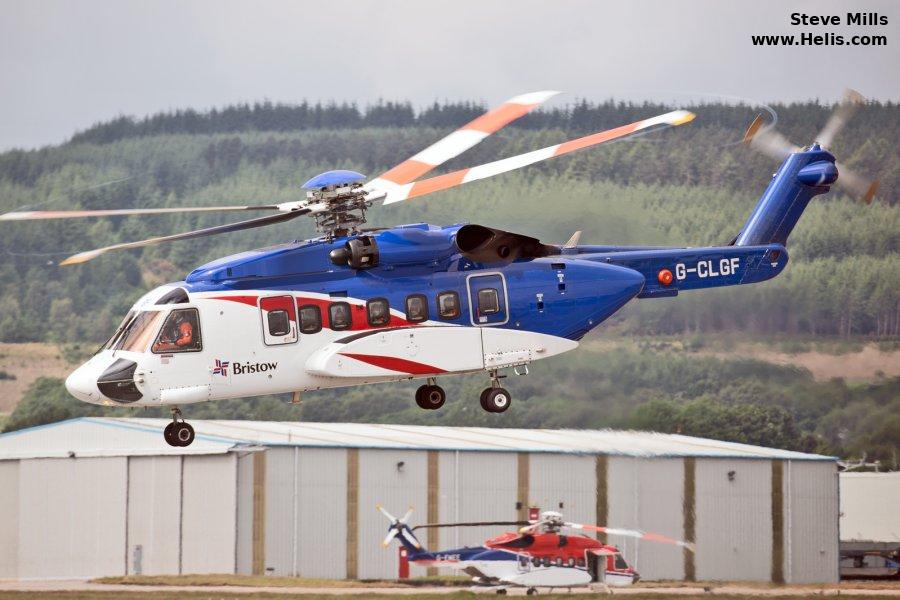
[181,454,238,574]
[236,452,255,575]
[437,451,518,551]
[357,449,429,580]
[530,454,595,526]
[608,456,684,580]
[784,460,839,583]
[127,456,181,575]
[19,457,127,578]
[296,448,348,579]
[0,460,18,578]
[694,458,772,581]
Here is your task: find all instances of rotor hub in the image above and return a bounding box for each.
[302,170,370,238]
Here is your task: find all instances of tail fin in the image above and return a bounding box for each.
[734,144,837,246]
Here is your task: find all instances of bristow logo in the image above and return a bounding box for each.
[232,361,278,375]
[212,359,229,376]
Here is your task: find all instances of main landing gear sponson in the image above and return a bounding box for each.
[415,378,446,410]
[480,370,511,413]
[164,407,195,447]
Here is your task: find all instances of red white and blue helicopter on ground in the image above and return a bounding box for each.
[0,90,877,446]
[377,505,693,593]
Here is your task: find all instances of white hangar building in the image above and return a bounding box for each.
[0,418,839,583]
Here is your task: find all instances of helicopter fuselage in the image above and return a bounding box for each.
[65,221,787,408]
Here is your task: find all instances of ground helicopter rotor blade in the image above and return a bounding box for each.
[564,522,695,552]
[58,209,309,266]
[0,204,280,221]
[374,110,695,205]
[818,88,865,149]
[364,90,561,192]
[412,521,529,531]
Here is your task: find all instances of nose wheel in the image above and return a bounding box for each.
[415,379,446,410]
[164,407,195,447]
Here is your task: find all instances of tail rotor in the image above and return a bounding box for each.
[743,88,879,204]
[376,504,422,550]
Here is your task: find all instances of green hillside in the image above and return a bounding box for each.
[0,99,897,463]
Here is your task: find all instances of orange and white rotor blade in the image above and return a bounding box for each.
[567,522,695,552]
[378,110,695,205]
[365,90,561,191]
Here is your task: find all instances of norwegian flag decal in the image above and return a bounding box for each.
[212,359,230,376]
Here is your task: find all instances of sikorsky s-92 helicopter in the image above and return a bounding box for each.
[377,505,694,593]
[1,90,877,447]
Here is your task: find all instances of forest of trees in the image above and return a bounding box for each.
[0,97,897,463]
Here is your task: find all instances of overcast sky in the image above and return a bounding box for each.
[1,0,897,150]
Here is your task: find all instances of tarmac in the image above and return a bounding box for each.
[1,580,900,596]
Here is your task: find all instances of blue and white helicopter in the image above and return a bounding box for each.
[0,90,876,447]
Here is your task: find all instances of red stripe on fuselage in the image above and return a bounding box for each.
[340,353,446,375]
[204,295,260,307]
[202,294,414,331]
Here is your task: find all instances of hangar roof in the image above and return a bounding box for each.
[0,417,835,461]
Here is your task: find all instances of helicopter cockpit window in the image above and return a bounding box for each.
[114,311,165,353]
[405,294,428,323]
[477,288,500,315]
[298,304,322,334]
[329,302,352,331]
[437,291,460,319]
[367,298,390,327]
[104,310,135,350]
[613,553,628,570]
[155,288,189,305]
[152,308,202,353]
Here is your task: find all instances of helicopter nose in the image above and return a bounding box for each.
[65,363,103,403]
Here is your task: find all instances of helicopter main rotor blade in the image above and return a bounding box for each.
[365,91,561,191]
[0,204,280,221]
[375,110,696,205]
[817,88,865,149]
[58,209,309,266]
[412,521,529,531]
[565,522,695,552]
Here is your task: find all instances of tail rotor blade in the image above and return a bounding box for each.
[836,163,880,204]
[381,529,399,548]
[399,506,414,524]
[747,128,799,161]
[817,88,865,149]
[377,109,695,205]
[58,209,309,265]
[399,527,422,550]
[376,504,398,523]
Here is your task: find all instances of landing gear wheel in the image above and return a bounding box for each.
[415,385,446,410]
[164,422,177,445]
[495,589,508,595]
[480,387,511,413]
[526,588,538,596]
[173,422,195,447]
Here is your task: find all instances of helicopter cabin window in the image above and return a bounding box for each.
[298,304,323,334]
[114,311,165,353]
[366,298,390,327]
[152,308,202,353]
[329,302,352,331]
[405,294,428,323]
[437,291,460,320]
[477,288,500,315]
[259,296,298,345]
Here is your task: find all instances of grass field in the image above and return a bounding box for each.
[3,592,900,600]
